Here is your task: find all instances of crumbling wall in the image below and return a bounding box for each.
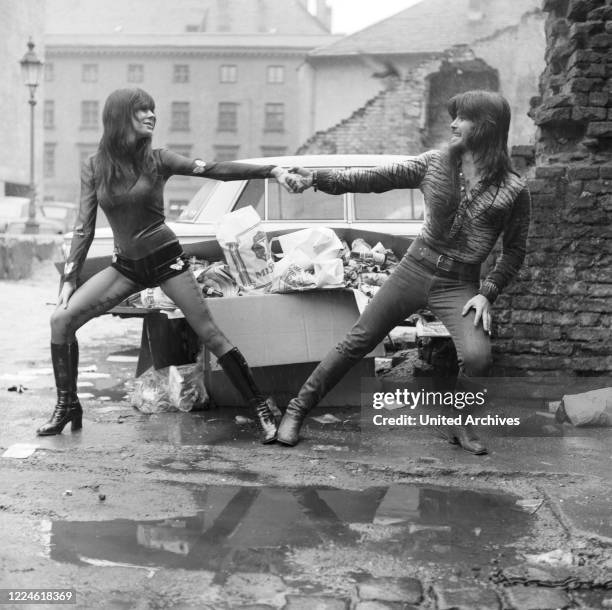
[296,74,429,156]
[296,50,495,156]
[492,0,612,375]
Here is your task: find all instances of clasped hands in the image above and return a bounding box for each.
[271,167,313,194]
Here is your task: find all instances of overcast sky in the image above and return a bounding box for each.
[328,0,422,34]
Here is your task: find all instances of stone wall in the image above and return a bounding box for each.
[492,0,612,375]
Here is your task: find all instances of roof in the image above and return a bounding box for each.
[45,0,329,35]
[310,0,540,56]
[45,33,341,53]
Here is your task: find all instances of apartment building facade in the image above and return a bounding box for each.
[43,0,336,217]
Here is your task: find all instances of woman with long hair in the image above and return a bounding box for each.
[278,90,531,454]
[37,87,296,443]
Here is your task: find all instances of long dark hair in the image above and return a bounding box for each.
[95,88,156,198]
[447,90,513,186]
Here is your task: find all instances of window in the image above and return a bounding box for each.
[264,103,284,132]
[171,102,190,131]
[167,144,193,158]
[260,146,287,157]
[77,144,98,168]
[82,64,98,82]
[267,65,285,84]
[173,64,190,83]
[44,62,54,82]
[127,64,144,83]
[232,180,265,215]
[214,145,240,161]
[268,178,343,220]
[219,65,237,83]
[44,143,56,178]
[167,199,189,220]
[80,101,99,129]
[217,102,238,132]
[44,101,55,129]
[354,189,425,221]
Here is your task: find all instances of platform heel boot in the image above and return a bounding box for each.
[217,347,277,444]
[277,349,354,447]
[37,342,83,436]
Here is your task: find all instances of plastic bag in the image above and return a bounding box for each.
[215,206,274,292]
[140,287,177,309]
[269,227,345,293]
[130,361,209,413]
[274,227,344,262]
[560,387,612,426]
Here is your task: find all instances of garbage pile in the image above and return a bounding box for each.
[128,213,401,309]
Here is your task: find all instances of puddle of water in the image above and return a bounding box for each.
[135,408,363,448]
[48,483,533,574]
[150,457,261,482]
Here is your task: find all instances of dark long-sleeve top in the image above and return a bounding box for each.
[316,150,531,303]
[63,148,276,283]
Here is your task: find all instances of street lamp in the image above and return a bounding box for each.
[20,38,43,234]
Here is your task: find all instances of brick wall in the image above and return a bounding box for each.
[296,74,429,155]
[492,0,612,375]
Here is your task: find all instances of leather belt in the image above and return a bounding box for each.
[407,237,480,281]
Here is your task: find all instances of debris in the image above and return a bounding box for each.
[2,443,38,459]
[106,355,139,363]
[7,385,27,393]
[524,548,573,568]
[310,444,349,452]
[310,413,342,424]
[515,498,544,514]
[235,415,253,425]
[130,361,208,413]
[560,387,612,426]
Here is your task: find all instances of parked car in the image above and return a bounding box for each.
[0,196,79,234]
[37,201,78,234]
[57,154,425,282]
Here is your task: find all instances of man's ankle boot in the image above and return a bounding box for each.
[277,349,354,447]
[37,342,83,436]
[452,420,487,455]
[217,347,277,444]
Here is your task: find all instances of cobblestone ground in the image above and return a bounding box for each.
[0,261,610,609]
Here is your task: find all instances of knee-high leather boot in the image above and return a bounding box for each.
[37,342,83,436]
[277,349,354,446]
[217,347,277,444]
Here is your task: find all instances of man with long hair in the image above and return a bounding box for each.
[37,88,297,443]
[278,90,532,454]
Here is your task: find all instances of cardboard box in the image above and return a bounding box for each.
[202,289,383,407]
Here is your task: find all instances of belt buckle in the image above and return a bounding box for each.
[436,254,453,272]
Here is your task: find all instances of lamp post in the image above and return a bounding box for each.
[20,38,43,234]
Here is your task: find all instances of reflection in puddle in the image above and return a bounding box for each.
[48,484,532,575]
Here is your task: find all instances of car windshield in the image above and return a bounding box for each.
[177,180,219,222]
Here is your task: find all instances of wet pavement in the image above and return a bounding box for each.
[1,262,611,609]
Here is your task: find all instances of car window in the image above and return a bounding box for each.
[267,178,343,221]
[177,179,220,222]
[354,189,425,221]
[232,179,265,215]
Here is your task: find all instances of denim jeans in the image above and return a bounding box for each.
[336,252,492,377]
